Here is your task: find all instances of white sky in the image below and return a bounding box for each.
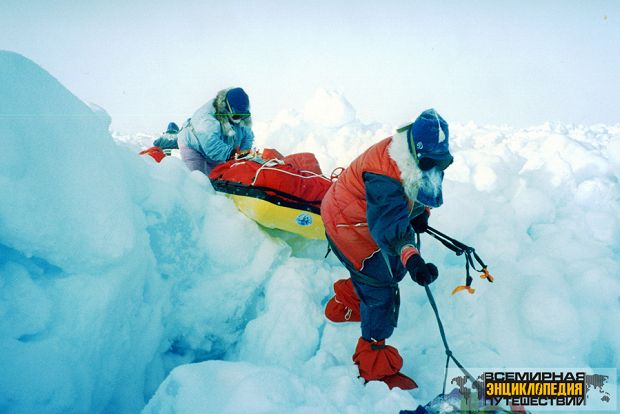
[1,0,618,134]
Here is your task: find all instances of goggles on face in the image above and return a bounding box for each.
[226,99,250,122]
[230,113,250,121]
[417,155,453,171]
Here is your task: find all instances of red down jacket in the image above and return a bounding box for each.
[321,137,408,270]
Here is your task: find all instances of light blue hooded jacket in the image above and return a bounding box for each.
[178,94,254,174]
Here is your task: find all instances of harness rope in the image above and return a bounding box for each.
[415,233,480,396]
[425,226,494,295]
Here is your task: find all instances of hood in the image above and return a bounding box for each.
[213,88,252,138]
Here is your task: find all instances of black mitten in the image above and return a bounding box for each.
[405,254,439,286]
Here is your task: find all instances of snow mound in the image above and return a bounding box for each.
[302,88,356,128]
[0,51,285,413]
[253,89,390,176]
[143,360,415,414]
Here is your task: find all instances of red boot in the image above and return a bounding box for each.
[325,278,361,322]
[352,337,417,390]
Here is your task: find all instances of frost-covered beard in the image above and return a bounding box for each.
[388,130,422,203]
[388,130,444,208]
[416,168,444,207]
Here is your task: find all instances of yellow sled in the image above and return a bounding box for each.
[230,195,326,240]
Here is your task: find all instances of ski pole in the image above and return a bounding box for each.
[424,285,478,393]
[415,233,479,394]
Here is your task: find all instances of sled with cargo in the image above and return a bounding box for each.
[140,146,333,239]
[207,149,332,240]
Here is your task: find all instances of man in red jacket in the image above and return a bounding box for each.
[321,109,453,390]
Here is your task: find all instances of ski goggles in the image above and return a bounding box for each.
[417,155,454,171]
[230,113,250,121]
[226,100,251,121]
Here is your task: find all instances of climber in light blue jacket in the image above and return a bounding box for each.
[178,87,254,175]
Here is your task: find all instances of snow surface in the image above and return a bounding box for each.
[1,51,619,414]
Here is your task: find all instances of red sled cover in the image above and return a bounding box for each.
[261,149,322,175]
[209,152,332,209]
[283,152,322,175]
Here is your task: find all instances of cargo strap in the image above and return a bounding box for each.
[378,250,402,329]
[425,226,494,295]
[324,244,332,259]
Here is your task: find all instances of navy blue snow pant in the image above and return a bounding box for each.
[328,238,408,341]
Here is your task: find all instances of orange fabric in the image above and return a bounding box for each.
[139,146,166,163]
[208,157,331,210]
[321,137,403,270]
[400,246,419,266]
[261,148,285,160]
[333,278,360,309]
[352,337,417,390]
[451,285,476,295]
[284,152,323,175]
[324,278,361,322]
[352,337,403,381]
[382,372,418,390]
[480,267,494,282]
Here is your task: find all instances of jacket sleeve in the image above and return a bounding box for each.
[202,134,234,163]
[239,127,254,151]
[364,172,416,256]
[153,135,179,150]
[194,120,234,163]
